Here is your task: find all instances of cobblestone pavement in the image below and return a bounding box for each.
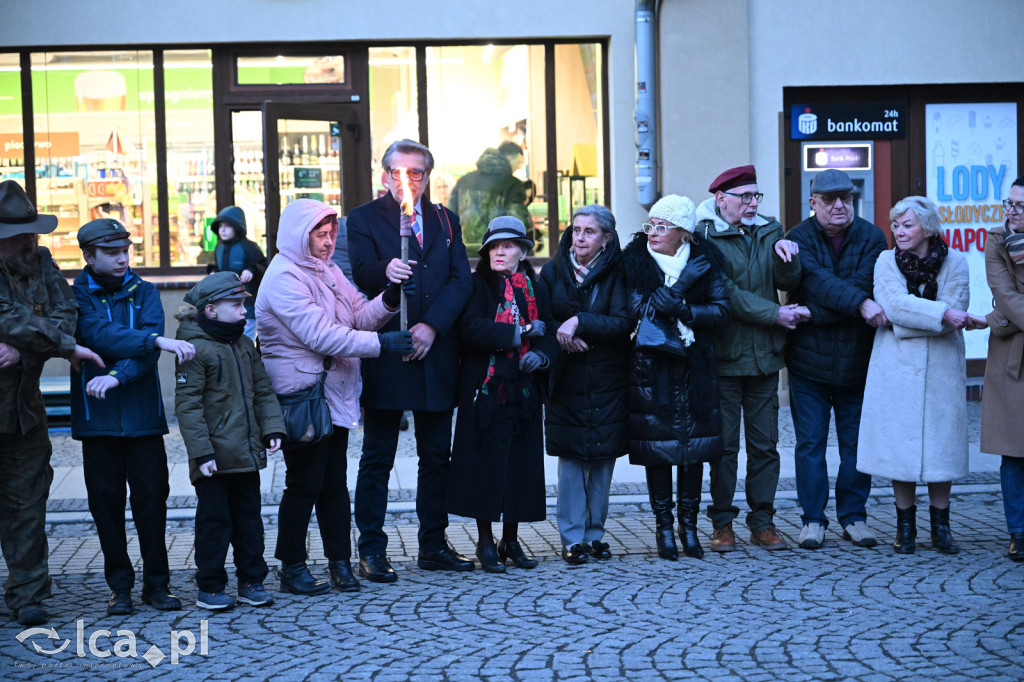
[3,489,1023,680]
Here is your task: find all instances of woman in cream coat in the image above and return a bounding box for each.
[858,196,987,556]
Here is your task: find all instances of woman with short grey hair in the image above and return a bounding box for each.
[540,204,632,564]
[858,195,987,555]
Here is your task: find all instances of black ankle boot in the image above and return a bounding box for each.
[279,562,331,595]
[677,497,704,559]
[929,505,959,555]
[651,497,678,561]
[476,541,506,573]
[498,538,538,569]
[893,505,917,554]
[328,561,361,592]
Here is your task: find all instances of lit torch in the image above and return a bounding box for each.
[397,167,414,334]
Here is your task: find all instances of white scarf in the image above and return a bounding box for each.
[647,241,696,347]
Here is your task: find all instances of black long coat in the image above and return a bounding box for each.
[347,192,473,411]
[539,228,631,462]
[445,260,558,522]
[621,232,730,467]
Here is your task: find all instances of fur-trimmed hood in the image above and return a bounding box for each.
[620,230,724,297]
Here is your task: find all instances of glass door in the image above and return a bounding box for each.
[262,102,358,254]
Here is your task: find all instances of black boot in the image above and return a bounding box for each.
[1009,532,1024,562]
[498,539,539,569]
[929,505,959,555]
[647,468,678,561]
[328,561,361,592]
[893,505,916,555]
[677,497,704,559]
[476,540,507,573]
[279,562,331,595]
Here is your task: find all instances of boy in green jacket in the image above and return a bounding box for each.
[174,271,285,610]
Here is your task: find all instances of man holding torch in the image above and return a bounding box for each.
[348,139,474,582]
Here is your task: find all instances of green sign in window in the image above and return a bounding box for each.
[294,167,322,188]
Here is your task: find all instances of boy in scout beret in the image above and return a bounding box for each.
[173,271,285,610]
[71,217,197,616]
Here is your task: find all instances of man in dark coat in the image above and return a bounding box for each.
[785,169,888,551]
[0,180,103,626]
[446,142,533,249]
[348,139,474,582]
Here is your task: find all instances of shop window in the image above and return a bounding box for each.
[426,45,548,256]
[368,46,418,198]
[165,49,215,267]
[31,50,157,269]
[555,43,605,240]
[0,54,25,191]
[236,55,346,86]
[227,111,267,261]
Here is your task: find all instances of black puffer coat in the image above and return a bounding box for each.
[540,227,632,462]
[621,232,730,467]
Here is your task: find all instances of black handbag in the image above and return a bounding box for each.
[634,300,686,356]
[277,358,334,447]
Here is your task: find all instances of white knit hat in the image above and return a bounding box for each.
[648,194,696,232]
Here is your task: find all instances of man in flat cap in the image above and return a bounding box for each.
[0,180,104,625]
[785,169,887,550]
[696,165,804,551]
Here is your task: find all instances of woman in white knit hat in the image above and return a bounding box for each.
[621,194,730,561]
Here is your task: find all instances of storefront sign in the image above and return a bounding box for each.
[0,132,80,160]
[926,101,1018,359]
[802,144,872,171]
[294,167,322,188]
[791,103,905,140]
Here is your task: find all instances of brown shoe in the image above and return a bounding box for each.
[750,526,789,551]
[710,523,738,552]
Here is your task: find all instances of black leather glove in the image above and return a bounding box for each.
[382,274,416,309]
[519,351,545,373]
[650,286,688,317]
[378,331,414,355]
[673,255,710,293]
[522,319,546,338]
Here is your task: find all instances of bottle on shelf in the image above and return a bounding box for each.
[301,135,310,166]
[280,138,290,168]
[319,135,329,165]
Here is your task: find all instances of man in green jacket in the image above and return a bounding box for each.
[0,180,103,625]
[695,165,806,551]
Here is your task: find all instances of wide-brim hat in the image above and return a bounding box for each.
[0,180,58,238]
[479,216,533,255]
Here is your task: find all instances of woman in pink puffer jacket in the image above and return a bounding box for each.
[256,198,412,596]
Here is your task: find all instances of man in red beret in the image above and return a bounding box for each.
[696,165,805,552]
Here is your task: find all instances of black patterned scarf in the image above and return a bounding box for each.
[1004,222,1024,264]
[894,237,948,300]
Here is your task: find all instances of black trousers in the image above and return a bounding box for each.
[193,471,266,593]
[646,463,704,502]
[81,435,170,593]
[275,427,351,564]
[0,423,53,612]
[355,409,452,556]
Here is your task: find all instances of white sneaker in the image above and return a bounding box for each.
[842,521,879,547]
[799,523,825,549]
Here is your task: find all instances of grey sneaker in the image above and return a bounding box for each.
[842,521,879,547]
[799,522,825,549]
[237,583,274,607]
[196,591,235,610]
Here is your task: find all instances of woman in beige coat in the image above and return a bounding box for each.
[981,176,1024,562]
[858,196,986,555]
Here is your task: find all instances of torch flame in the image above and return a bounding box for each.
[397,167,415,217]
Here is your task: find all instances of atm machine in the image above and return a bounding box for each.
[799,141,874,222]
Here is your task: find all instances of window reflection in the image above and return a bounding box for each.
[368,47,418,198]
[0,54,25,191]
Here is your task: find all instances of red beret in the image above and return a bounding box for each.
[709,165,757,193]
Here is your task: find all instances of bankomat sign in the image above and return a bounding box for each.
[791,103,906,140]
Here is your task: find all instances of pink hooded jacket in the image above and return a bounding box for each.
[255,199,395,428]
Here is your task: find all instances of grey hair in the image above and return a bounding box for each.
[890,195,941,239]
[571,204,616,235]
[382,139,435,173]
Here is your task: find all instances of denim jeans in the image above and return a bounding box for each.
[1001,456,1024,534]
[788,373,872,529]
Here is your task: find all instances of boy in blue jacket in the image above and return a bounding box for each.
[70,219,196,616]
